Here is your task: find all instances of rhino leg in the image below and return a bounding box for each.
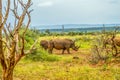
[67,48,70,54]
[48,49,52,53]
[62,49,65,54]
[48,40,54,54]
[48,46,53,53]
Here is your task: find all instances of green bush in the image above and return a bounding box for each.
[18,27,60,62]
[25,49,60,62]
[19,27,40,49]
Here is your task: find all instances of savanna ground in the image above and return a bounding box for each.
[0,34,120,80]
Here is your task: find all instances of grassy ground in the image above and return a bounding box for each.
[0,35,120,80]
[13,50,120,80]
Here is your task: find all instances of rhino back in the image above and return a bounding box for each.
[53,39,72,49]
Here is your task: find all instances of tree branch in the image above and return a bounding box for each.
[13,0,31,35]
[1,0,10,29]
[25,39,38,54]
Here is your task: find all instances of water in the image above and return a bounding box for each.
[31,24,120,32]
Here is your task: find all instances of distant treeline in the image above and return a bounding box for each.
[38,26,120,33]
[31,24,120,33]
[31,26,120,36]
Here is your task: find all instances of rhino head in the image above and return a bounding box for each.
[71,40,79,51]
[72,46,79,51]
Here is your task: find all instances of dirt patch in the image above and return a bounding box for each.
[50,48,120,68]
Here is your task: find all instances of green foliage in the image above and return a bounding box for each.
[45,29,51,35]
[19,27,40,49]
[35,29,120,37]
[76,36,93,49]
[18,27,60,62]
[25,49,60,62]
[39,31,92,36]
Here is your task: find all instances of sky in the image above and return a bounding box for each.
[3,0,120,26]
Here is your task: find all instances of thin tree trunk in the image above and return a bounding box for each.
[0,1,14,79]
[2,67,14,80]
[0,0,3,57]
[0,0,3,66]
[0,0,33,79]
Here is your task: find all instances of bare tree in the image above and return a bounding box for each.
[103,27,120,57]
[90,27,120,64]
[0,0,37,80]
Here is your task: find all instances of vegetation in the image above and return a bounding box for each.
[0,0,119,80]
[0,28,119,80]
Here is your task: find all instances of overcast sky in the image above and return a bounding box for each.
[4,0,120,26]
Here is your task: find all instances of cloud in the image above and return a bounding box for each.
[106,0,120,4]
[31,0,120,25]
[38,1,53,7]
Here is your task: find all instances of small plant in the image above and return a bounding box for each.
[101,64,108,71]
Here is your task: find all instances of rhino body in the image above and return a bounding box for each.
[48,39,79,54]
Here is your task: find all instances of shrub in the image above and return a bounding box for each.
[89,35,109,64]
[19,27,40,50]
[25,49,60,62]
[19,27,60,62]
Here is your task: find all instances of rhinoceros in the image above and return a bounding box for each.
[48,39,79,54]
[40,40,48,50]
